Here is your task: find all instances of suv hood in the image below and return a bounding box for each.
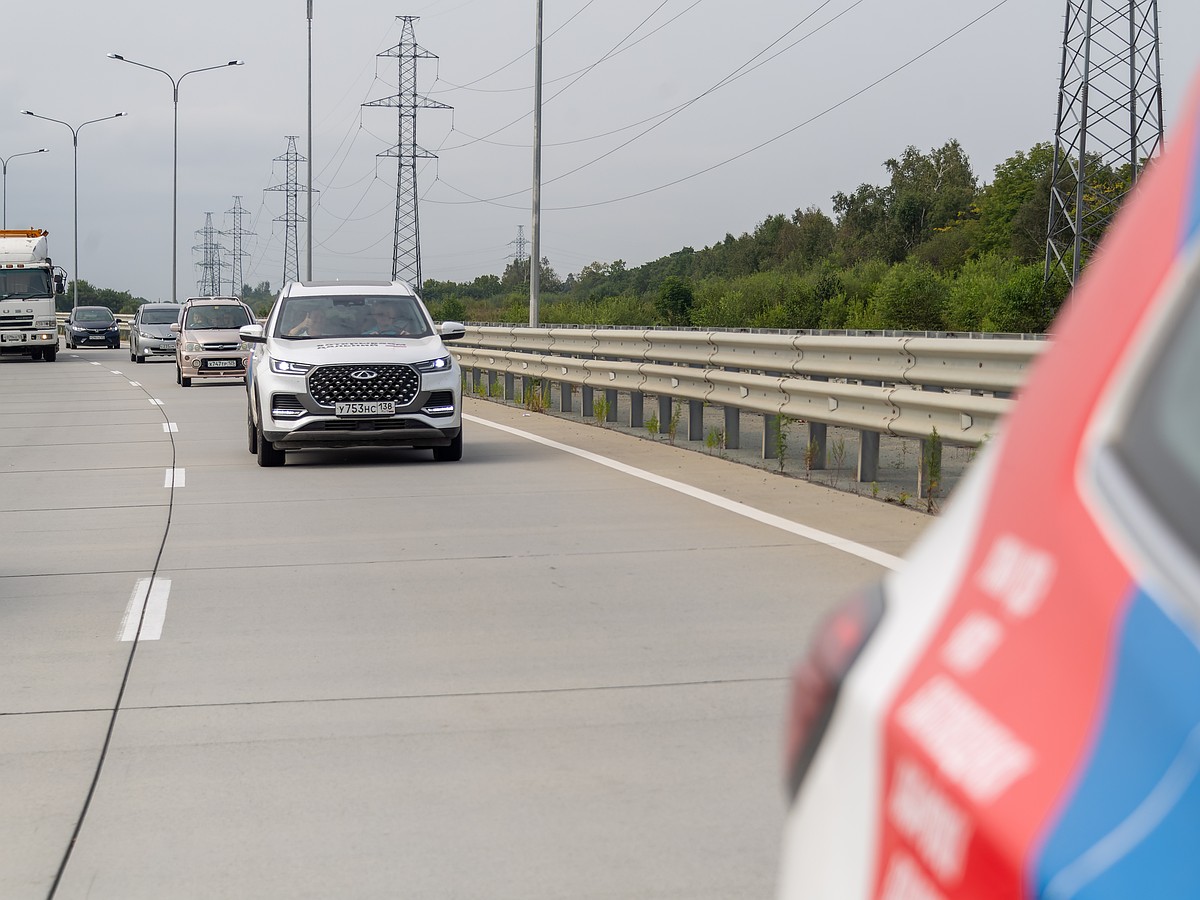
[140,324,176,338]
[271,335,445,365]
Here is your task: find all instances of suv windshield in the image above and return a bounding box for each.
[141,307,180,325]
[184,306,252,329]
[277,295,431,340]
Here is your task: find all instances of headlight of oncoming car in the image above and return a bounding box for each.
[184,341,203,353]
[269,357,314,376]
[413,355,452,373]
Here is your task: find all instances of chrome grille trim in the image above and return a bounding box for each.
[308,363,420,407]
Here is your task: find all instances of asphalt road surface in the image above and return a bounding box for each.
[1,348,932,900]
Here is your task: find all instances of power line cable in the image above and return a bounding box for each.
[427,0,1014,212]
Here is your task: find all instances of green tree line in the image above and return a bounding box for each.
[422,138,1123,333]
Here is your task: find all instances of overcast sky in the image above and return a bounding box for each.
[6,0,1200,302]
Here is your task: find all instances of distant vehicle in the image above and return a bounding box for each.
[171,295,255,387]
[0,228,64,361]
[129,302,180,363]
[64,306,119,350]
[241,280,465,467]
[777,74,1200,898]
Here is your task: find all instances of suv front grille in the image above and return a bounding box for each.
[308,364,420,407]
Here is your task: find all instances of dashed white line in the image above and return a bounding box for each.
[118,578,172,641]
[162,422,179,433]
[128,381,142,387]
[164,467,185,488]
[149,399,164,406]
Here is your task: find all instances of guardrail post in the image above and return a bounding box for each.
[658,395,672,434]
[688,400,704,441]
[629,391,644,428]
[724,406,740,450]
[471,367,483,396]
[605,388,619,423]
[858,431,880,482]
[559,381,573,413]
[504,371,516,402]
[763,413,779,459]
[582,385,594,418]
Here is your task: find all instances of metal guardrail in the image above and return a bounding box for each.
[452,326,1047,490]
[453,326,1042,445]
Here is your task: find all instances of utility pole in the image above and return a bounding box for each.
[223,195,253,297]
[1046,0,1163,287]
[363,16,450,288]
[530,0,544,326]
[306,0,314,280]
[265,136,305,286]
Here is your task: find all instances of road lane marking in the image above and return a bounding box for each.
[465,414,904,571]
[118,578,172,641]
[149,399,164,406]
[110,370,123,375]
[164,467,185,488]
[162,422,179,432]
[128,381,141,387]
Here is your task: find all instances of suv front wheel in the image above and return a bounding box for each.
[432,430,463,462]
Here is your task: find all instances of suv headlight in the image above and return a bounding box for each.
[413,355,452,373]
[270,357,314,376]
[183,341,203,353]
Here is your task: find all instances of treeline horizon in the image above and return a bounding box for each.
[68,137,1126,333]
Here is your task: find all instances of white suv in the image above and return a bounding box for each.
[241,280,465,467]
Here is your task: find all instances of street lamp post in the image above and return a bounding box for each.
[107,53,244,303]
[20,111,126,308]
[1,148,48,229]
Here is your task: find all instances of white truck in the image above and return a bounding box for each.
[0,229,65,362]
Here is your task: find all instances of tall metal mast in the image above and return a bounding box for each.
[363,16,450,288]
[1046,0,1163,286]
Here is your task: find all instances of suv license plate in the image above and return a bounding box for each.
[336,401,395,417]
[206,359,240,369]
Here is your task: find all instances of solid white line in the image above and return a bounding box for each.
[118,578,172,641]
[164,467,185,488]
[162,422,179,433]
[464,414,904,570]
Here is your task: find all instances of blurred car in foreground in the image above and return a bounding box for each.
[64,306,119,349]
[778,82,1200,897]
[240,280,465,467]
[129,301,180,363]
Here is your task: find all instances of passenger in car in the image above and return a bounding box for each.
[287,308,331,336]
[364,304,419,336]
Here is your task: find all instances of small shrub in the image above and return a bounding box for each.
[646,411,660,437]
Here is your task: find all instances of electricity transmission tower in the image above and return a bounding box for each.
[223,195,254,297]
[194,212,224,296]
[510,224,528,266]
[266,136,305,286]
[1046,0,1163,286]
[363,16,450,287]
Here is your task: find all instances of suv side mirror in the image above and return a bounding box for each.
[439,321,466,341]
[169,322,181,333]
